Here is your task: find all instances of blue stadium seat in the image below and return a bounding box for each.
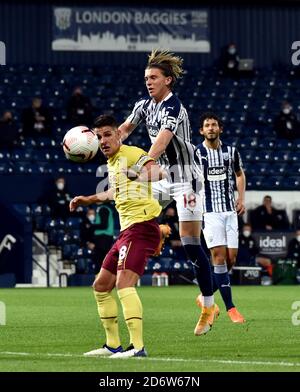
[0,162,14,174]
[13,204,31,216]
[169,259,192,272]
[272,150,291,162]
[62,244,79,260]
[257,138,276,150]
[253,150,273,162]
[66,217,82,229]
[263,176,285,189]
[282,176,300,190]
[147,259,163,272]
[249,176,265,189]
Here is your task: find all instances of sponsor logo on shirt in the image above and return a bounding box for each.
[207,166,227,181]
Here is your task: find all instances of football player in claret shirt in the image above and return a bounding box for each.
[70,115,169,358]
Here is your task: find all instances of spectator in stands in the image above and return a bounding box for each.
[287,229,300,267]
[21,97,53,137]
[41,176,72,220]
[159,204,185,258]
[237,223,273,276]
[273,101,300,140]
[219,42,240,77]
[0,110,19,148]
[237,223,258,266]
[251,195,290,231]
[80,204,115,273]
[66,86,93,127]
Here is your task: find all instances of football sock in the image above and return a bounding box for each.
[118,287,143,350]
[182,236,214,297]
[213,264,235,311]
[211,265,219,292]
[94,290,121,349]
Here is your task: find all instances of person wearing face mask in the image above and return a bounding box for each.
[236,223,258,266]
[159,204,185,259]
[80,205,115,273]
[274,101,300,140]
[237,223,273,276]
[66,86,93,127]
[287,229,300,268]
[219,43,240,77]
[41,176,72,220]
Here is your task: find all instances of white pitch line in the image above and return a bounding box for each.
[1,351,300,368]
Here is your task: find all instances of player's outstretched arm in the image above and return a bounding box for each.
[69,189,114,212]
[148,129,173,160]
[118,120,136,142]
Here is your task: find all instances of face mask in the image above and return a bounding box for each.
[243,230,251,238]
[228,48,236,55]
[56,183,64,191]
[88,215,96,223]
[283,108,291,115]
[296,236,300,242]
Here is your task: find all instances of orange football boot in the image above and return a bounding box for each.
[227,307,246,323]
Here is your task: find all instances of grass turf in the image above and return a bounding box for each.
[0,285,299,372]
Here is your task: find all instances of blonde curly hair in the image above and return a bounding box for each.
[146,49,184,88]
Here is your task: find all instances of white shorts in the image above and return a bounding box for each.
[152,179,203,222]
[203,211,239,249]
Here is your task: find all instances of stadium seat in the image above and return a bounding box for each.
[273,150,291,162]
[65,217,82,229]
[282,176,300,190]
[263,176,285,189]
[253,150,273,162]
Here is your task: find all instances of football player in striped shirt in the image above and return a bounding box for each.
[194,112,246,323]
[119,50,216,335]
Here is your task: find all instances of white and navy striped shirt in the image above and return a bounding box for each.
[127,92,195,183]
[194,141,243,213]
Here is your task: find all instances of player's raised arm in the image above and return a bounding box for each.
[69,189,114,212]
[118,120,137,142]
[147,129,174,160]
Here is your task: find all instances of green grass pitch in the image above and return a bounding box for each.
[0,285,299,372]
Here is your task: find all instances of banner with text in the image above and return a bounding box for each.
[52,7,210,53]
[252,232,294,259]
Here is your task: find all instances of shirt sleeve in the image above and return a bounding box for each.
[133,152,154,173]
[160,102,181,133]
[233,147,243,172]
[126,98,147,126]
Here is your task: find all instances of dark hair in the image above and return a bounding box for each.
[199,112,223,129]
[264,195,272,201]
[93,115,118,129]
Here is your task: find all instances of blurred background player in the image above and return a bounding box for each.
[195,112,246,323]
[118,49,216,336]
[69,115,172,358]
